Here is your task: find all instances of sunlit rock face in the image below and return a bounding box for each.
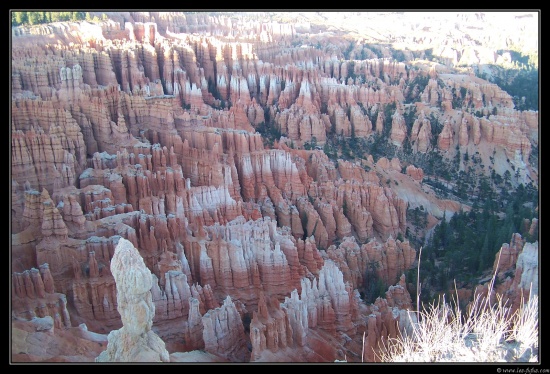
[95,238,170,362]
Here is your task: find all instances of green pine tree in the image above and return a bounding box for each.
[478,234,489,272]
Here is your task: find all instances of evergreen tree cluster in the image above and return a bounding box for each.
[11,11,108,26]
[413,183,538,304]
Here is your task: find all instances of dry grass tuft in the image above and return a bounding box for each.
[376,282,538,363]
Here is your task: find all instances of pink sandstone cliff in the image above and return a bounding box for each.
[11,12,538,363]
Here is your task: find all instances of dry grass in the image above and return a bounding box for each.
[376,282,539,363]
[342,249,540,364]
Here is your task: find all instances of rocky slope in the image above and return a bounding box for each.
[11,11,538,362]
